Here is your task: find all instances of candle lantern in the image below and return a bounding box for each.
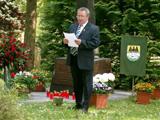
[50,92,54,100]
[46,90,50,97]
[72,92,76,100]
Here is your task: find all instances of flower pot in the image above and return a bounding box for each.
[151,88,160,99]
[89,94,109,108]
[136,91,151,104]
[53,97,63,106]
[32,80,45,92]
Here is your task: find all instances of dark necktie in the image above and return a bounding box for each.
[70,25,82,56]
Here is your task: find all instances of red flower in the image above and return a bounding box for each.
[26,53,29,56]
[3,39,5,42]
[7,46,10,49]
[11,73,16,77]
[1,44,3,47]
[33,75,37,79]
[17,52,20,55]
[12,39,16,42]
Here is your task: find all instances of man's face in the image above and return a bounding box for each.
[77,10,89,25]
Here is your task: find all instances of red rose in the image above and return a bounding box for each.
[33,75,37,79]
[12,39,16,42]
[7,46,10,49]
[11,73,16,77]
[1,44,3,47]
[3,39,5,42]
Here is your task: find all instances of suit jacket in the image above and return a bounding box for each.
[65,22,100,70]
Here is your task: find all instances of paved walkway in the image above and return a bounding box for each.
[20,90,136,103]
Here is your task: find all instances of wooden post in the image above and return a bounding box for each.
[132,32,136,96]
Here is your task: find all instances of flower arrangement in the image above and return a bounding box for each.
[30,69,52,88]
[152,80,160,89]
[30,69,52,82]
[134,82,155,93]
[8,71,38,89]
[0,36,29,71]
[92,73,115,95]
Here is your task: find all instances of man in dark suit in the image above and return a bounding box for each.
[63,7,100,113]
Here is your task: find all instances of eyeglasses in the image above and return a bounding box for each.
[76,15,86,18]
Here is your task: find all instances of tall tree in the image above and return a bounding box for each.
[24,0,37,70]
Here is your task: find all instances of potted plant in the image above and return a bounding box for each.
[8,71,38,93]
[30,69,52,92]
[89,73,115,108]
[134,82,155,104]
[151,80,160,99]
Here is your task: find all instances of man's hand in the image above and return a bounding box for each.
[63,38,69,44]
[74,39,81,45]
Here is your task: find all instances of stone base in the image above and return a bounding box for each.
[50,57,112,95]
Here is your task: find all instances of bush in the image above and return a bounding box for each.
[0,79,29,120]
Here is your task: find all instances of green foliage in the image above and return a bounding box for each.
[0,79,29,120]
[95,0,160,90]
[37,0,160,90]
[36,0,75,71]
[8,72,38,89]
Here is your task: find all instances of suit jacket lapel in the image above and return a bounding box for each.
[79,22,90,37]
[73,23,79,33]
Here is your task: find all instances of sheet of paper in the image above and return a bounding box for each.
[63,32,79,47]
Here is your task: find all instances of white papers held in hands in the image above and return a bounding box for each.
[63,32,79,47]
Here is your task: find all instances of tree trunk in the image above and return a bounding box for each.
[24,0,37,70]
[75,0,99,58]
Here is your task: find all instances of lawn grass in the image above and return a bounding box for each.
[19,96,160,120]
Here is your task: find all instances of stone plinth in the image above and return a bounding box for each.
[50,57,112,94]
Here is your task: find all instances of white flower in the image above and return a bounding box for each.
[107,73,115,81]
[19,71,22,75]
[102,73,109,82]
[95,74,102,79]
[93,77,99,83]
